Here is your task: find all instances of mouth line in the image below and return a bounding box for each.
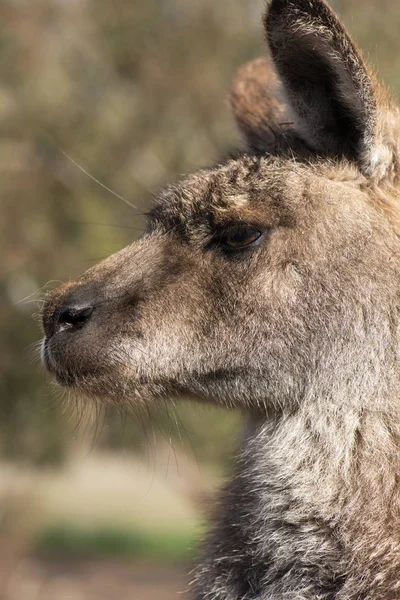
[41,337,85,387]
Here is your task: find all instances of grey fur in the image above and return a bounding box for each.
[41,0,400,598]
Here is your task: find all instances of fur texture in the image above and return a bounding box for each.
[42,0,400,598]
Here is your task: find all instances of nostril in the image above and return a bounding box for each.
[58,305,94,331]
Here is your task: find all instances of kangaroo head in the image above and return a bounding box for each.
[42,0,400,415]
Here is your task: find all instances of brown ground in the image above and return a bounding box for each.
[0,553,187,600]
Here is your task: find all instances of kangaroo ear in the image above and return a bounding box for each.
[265,0,396,179]
[230,57,299,153]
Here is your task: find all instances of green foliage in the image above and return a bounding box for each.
[36,523,198,563]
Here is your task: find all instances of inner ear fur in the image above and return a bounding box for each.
[230,56,300,154]
[231,0,400,182]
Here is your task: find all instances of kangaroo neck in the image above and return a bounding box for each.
[237,404,400,599]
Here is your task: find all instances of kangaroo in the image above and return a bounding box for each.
[41,0,400,598]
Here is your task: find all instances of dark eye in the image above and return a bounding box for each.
[219,225,263,250]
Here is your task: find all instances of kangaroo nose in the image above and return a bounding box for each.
[43,303,94,338]
[42,283,98,339]
[57,304,94,331]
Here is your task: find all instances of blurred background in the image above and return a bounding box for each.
[1,0,400,598]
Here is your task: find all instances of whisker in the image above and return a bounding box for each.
[58,148,139,211]
[13,281,63,305]
[72,221,146,231]
[26,339,45,364]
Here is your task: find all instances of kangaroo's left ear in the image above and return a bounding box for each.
[265,0,399,181]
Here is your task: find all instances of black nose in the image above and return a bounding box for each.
[42,284,98,339]
[58,304,94,329]
[44,303,94,337]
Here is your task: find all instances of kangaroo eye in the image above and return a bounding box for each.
[219,225,262,249]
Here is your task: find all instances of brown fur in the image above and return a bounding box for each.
[41,1,400,598]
